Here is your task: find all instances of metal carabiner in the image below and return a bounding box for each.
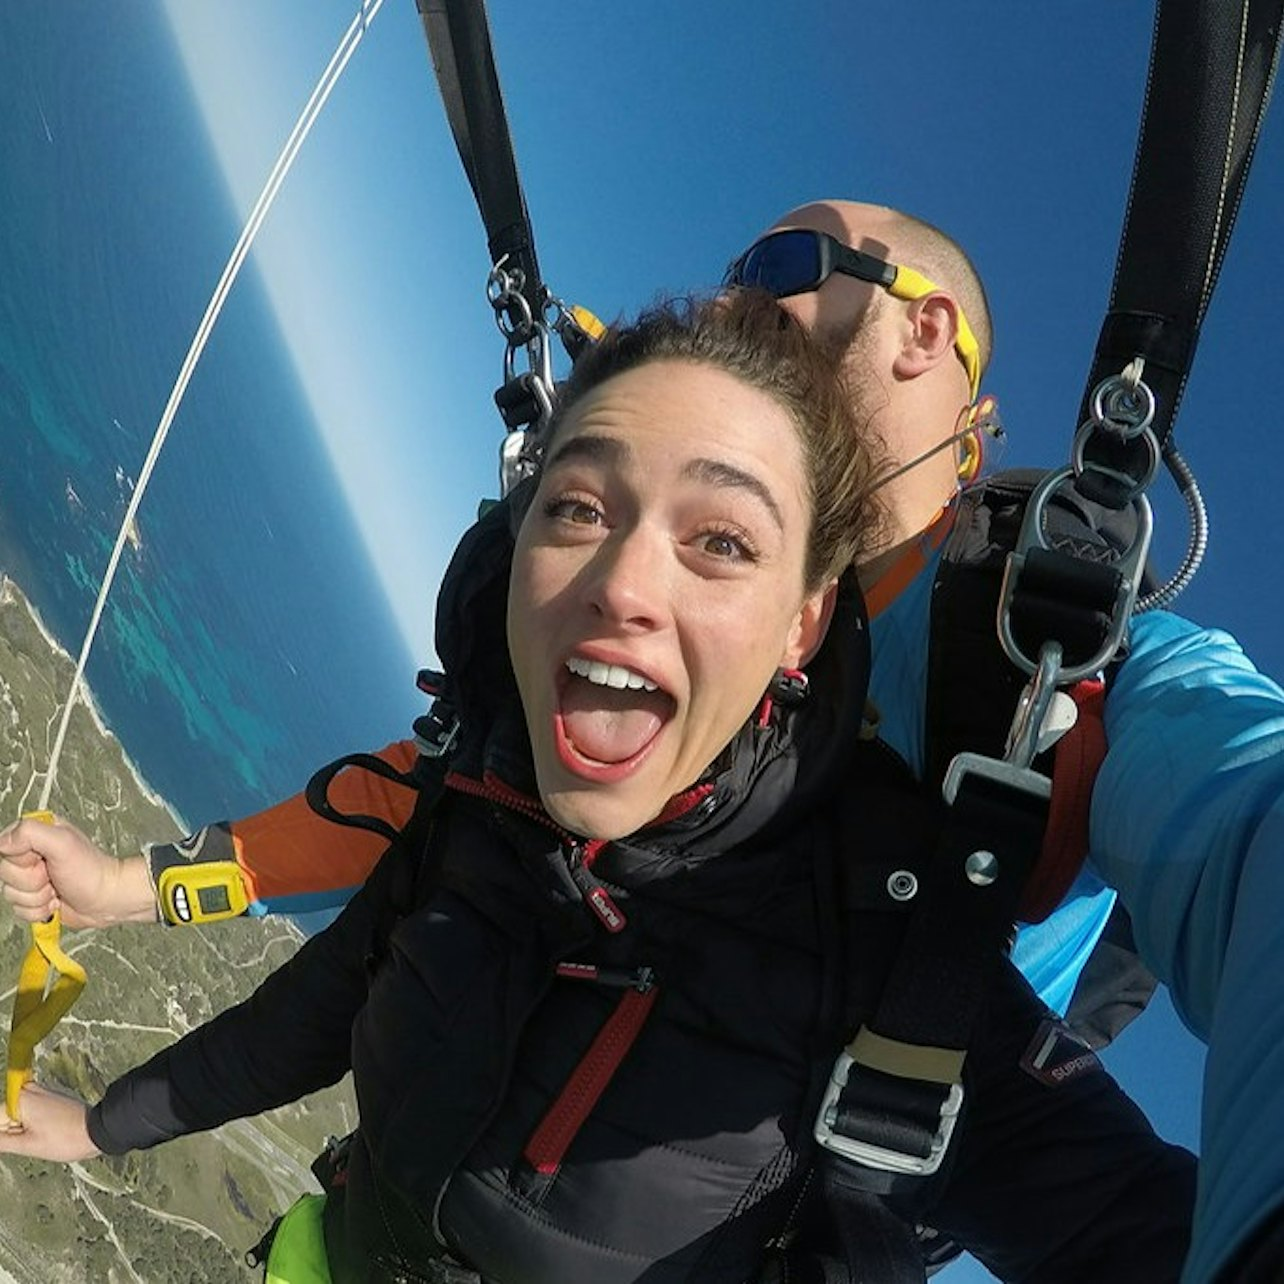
[997,465,1153,683]
[499,428,540,496]
[488,257,539,347]
[519,322,555,410]
[1004,642,1063,770]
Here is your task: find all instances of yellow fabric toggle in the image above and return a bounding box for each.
[5,812,87,1125]
[569,303,606,341]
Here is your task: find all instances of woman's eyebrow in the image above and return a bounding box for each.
[545,433,628,470]
[682,457,784,531]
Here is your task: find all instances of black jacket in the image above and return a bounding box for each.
[88,498,1194,1283]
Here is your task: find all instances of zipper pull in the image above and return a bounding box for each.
[566,843,628,934]
[555,961,655,991]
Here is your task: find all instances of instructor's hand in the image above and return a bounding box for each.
[0,816,158,928]
[0,1083,101,1162]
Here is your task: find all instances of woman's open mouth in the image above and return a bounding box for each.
[554,656,676,780]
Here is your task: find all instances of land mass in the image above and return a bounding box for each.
[0,575,356,1283]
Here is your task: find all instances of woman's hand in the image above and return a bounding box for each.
[0,1083,101,1162]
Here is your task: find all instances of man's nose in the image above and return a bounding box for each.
[583,527,669,629]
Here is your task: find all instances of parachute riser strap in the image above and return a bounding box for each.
[5,812,88,1124]
[417,0,543,322]
[999,365,1157,709]
[1081,0,1284,450]
[416,0,558,496]
[1069,0,1284,611]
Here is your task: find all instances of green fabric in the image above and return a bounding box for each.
[265,1194,331,1284]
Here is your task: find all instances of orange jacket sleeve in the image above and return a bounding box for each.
[145,741,420,919]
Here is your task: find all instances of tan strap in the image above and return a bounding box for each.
[848,1026,965,1086]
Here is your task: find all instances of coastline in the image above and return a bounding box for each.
[0,573,189,833]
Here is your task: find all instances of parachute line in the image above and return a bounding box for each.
[36,0,385,811]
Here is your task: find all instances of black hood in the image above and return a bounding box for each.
[432,489,870,866]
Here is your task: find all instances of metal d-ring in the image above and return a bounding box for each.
[1070,419,1161,501]
[1090,371,1156,440]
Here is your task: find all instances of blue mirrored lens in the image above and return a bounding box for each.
[734,231,822,297]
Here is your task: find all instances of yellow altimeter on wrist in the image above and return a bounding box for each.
[156,861,249,925]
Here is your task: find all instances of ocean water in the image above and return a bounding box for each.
[0,5,420,829]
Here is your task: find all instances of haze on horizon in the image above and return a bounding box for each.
[159,0,501,661]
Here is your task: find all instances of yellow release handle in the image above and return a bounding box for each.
[568,304,606,342]
[5,811,87,1124]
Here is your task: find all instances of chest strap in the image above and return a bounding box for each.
[815,743,1049,1194]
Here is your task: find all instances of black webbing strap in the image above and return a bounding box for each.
[816,1171,927,1284]
[305,682,459,845]
[305,752,421,844]
[1080,0,1284,468]
[816,766,1047,1209]
[864,772,1047,1052]
[1005,546,1123,674]
[822,770,1047,1181]
[415,0,543,327]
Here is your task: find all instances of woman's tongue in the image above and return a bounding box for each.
[560,678,670,764]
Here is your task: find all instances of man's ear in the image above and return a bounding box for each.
[781,581,839,669]
[892,292,959,383]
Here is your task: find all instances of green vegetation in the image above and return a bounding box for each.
[0,577,357,1281]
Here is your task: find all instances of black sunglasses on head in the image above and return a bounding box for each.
[723,227,983,401]
[723,228,899,298]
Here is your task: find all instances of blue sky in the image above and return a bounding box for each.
[160,2,1284,1277]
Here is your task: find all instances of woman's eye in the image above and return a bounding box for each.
[700,529,756,561]
[544,497,602,526]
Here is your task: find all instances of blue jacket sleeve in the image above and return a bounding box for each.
[1092,609,1284,1283]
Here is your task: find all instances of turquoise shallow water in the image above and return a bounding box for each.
[0,4,419,828]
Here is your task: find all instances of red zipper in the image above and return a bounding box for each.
[447,771,713,841]
[522,974,658,1177]
[450,770,716,937]
[449,774,631,933]
[649,780,715,828]
[446,769,564,834]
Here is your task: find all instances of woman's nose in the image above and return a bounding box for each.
[583,528,670,629]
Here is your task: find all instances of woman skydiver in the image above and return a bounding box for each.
[0,291,1193,1283]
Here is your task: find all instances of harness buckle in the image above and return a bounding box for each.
[310,1131,353,1191]
[813,1047,963,1177]
[942,751,1051,808]
[414,699,460,760]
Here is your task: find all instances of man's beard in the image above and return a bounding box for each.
[815,297,894,479]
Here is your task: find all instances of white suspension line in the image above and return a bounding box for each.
[37,0,385,812]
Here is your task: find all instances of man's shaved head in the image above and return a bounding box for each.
[770,200,993,374]
[746,200,996,565]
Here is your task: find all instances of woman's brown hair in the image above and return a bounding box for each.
[544,290,883,589]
